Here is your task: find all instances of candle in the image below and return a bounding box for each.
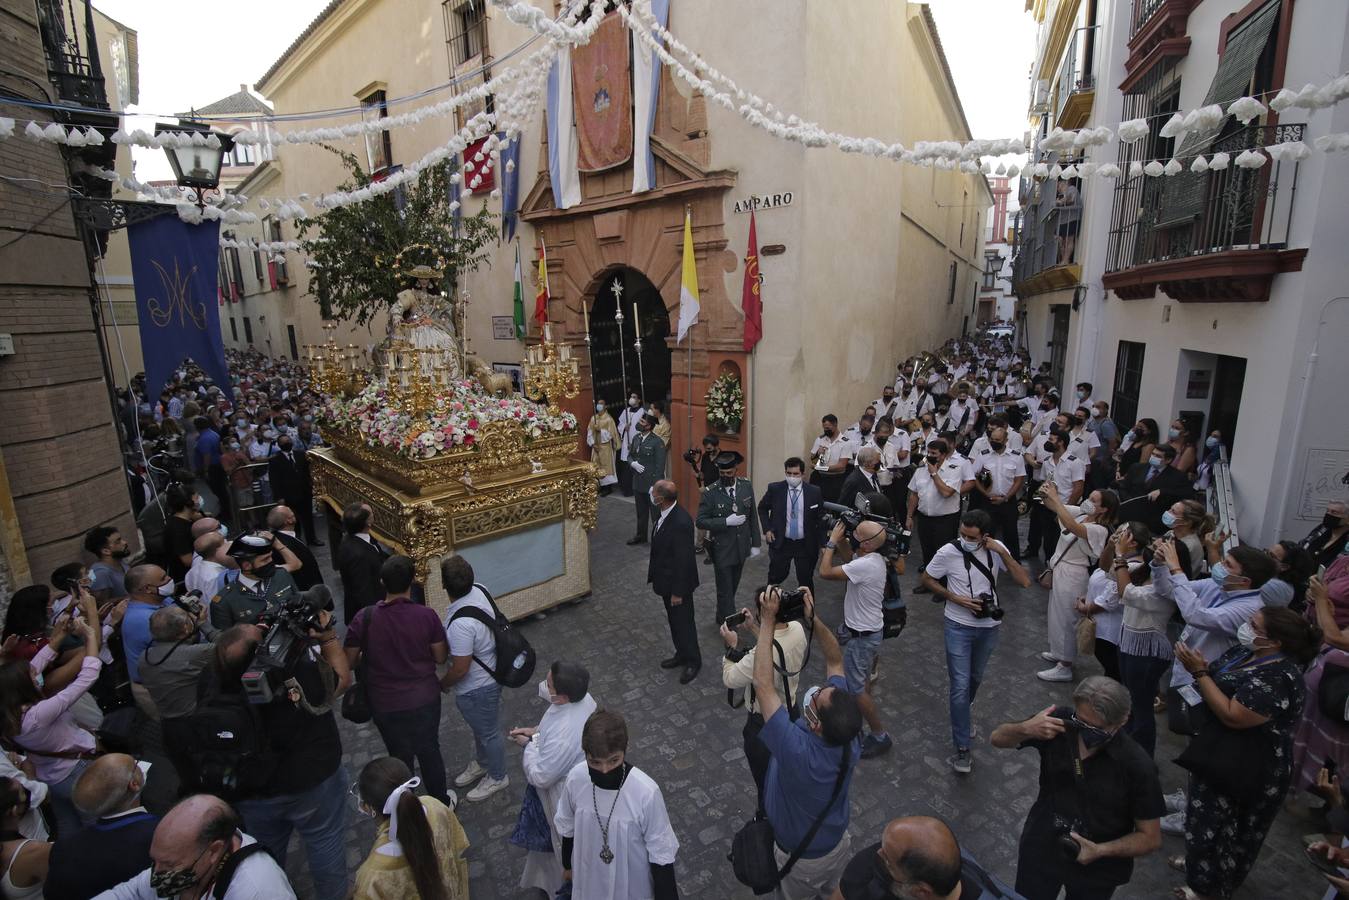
[544,322,553,343]
[632,302,640,333]
[582,300,589,334]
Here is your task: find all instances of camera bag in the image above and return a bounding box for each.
[447,583,537,688]
[729,743,850,894]
[183,678,276,800]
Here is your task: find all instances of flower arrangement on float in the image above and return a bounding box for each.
[322,380,576,460]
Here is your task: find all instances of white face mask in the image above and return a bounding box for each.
[958,537,981,552]
[1236,620,1259,650]
[1090,408,1102,418]
[538,679,553,703]
[1078,499,1096,516]
[785,475,803,488]
[649,487,658,503]
[157,581,175,597]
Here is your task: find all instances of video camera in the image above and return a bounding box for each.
[819,493,912,561]
[240,585,332,705]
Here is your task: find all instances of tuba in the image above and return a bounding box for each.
[910,351,940,388]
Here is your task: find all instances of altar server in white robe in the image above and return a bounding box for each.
[555,710,680,900]
[511,660,598,895]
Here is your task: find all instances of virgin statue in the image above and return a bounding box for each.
[390,264,461,378]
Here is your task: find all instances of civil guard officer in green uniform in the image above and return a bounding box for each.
[210,532,301,630]
[696,450,761,625]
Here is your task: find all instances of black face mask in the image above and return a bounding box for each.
[278,443,293,454]
[250,562,278,580]
[990,441,1005,452]
[876,435,888,446]
[720,474,736,486]
[925,455,940,466]
[1325,513,1345,529]
[588,763,628,790]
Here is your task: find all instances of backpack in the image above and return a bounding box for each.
[182,678,277,800]
[447,583,536,688]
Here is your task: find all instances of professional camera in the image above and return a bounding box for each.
[682,448,701,466]
[1052,814,1083,861]
[240,585,332,705]
[775,587,809,623]
[974,591,1004,621]
[976,468,993,489]
[820,493,912,562]
[174,589,205,619]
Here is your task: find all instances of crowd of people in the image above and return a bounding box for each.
[1,334,1346,900]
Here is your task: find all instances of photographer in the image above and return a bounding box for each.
[990,677,1163,900]
[921,510,1031,774]
[687,434,721,555]
[139,605,217,787]
[721,586,810,805]
[203,605,351,900]
[754,588,862,899]
[820,519,894,759]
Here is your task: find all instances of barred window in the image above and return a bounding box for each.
[360,89,392,173]
[443,0,486,67]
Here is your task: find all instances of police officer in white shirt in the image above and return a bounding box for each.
[970,425,1027,559]
[906,439,973,589]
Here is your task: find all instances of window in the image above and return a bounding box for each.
[443,0,486,67]
[217,251,230,302]
[1111,340,1146,431]
[287,325,299,361]
[229,318,238,341]
[252,244,264,281]
[229,142,256,167]
[947,261,958,305]
[983,253,1000,289]
[959,190,968,246]
[267,218,288,284]
[360,89,392,173]
[242,317,254,344]
[226,247,244,299]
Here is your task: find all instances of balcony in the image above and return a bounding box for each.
[1102,124,1307,302]
[1123,0,1198,91]
[1054,25,1098,130]
[1012,167,1084,297]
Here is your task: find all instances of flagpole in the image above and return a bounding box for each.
[685,204,694,458]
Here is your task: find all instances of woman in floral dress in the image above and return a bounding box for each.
[1171,607,1321,899]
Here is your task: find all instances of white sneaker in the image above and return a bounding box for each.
[445,789,459,811]
[1036,664,1074,683]
[1161,810,1185,835]
[1039,651,1057,662]
[1163,789,1187,814]
[466,774,509,802]
[453,760,485,788]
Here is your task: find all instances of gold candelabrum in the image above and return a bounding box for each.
[523,322,580,417]
[303,323,363,397]
[305,325,456,419]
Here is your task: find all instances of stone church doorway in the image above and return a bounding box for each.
[587,267,672,409]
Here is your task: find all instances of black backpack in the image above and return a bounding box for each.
[183,680,277,800]
[447,583,536,688]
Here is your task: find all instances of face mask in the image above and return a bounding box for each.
[1078,499,1096,516]
[588,765,626,790]
[990,441,1005,452]
[538,679,553,703]
[596,403,605,412]
[194,496,205,510]
[876,435,888,446]
[958,537,980,552]
[157,581,175,597]
[1209,561,1234,589]
[629,399,640,408]
[1205,436,1218,449]
[786,475,803,488]
[1076,390,1087,400]
[251,562,278,580]
[1236,620,1259,649]
[1161,510,1177,528]
[236,419,246,427]
[1326,513,1346,529]
[801,684,823,727]
[925,455,940,466]
[279,444,293,454]
[1090,408,1102,418]
[720,474,736,486]
[1148,457,1164,469]
[149,845,209,898]
[228,442,240,451]
[1168,428,1181,439]
[1124,429,1135,440]
[1080,724,1115,750]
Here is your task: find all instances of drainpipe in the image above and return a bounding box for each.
[1272,296,1349,540]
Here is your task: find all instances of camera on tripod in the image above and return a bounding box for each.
[819,493,912,561]
[241,585,332,705]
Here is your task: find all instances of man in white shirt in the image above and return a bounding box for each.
[873,386,902,423]
[185,532,231,598]
[440,555,511,802]
[510,661,598,896]
[615,393,644,497]
[970,415,1025,457]
[1027,430,1087,562]
[819,519,894,758]
[947,383,980,440]
[907,439,972,585]
[970,426,1027,560]
[1065,407,1101,458]
[872,418,911,512]
[1072,381,1096,412]
[921,510,1030,774]
[902,380,937,422]
[810,414,855,503]
[95,795,295,899]
[843,410,878,448]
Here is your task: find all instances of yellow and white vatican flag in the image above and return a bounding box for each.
[676,208,700,344]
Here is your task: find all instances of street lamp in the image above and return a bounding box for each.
[154,120,234,208]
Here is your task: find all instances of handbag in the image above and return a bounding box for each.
[729,743,850,895]
[341,605,374,724]
[1075,615,1097,656]
[1318,661,1349,725]
[1175,715,1274,805]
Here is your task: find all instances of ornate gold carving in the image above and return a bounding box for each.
[453,494,564,544]
[565,466,600,530]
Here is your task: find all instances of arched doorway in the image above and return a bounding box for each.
[588,267,672,409]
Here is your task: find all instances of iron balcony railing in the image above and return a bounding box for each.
[1053,25,1099,122]
[1105,123,1302,274]
[1013,166,1084,287]
[35,0,108,108]
[1131,0,1168,38]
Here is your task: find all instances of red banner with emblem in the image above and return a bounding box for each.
[742,211,762,352]
[570,11,632,172]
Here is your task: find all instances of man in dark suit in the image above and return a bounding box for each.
[757,456,823,593]
[1118,443,1193,533]
[267,504,326,592]
[627,413,668,545]
[44,753,158,900]
[838,445,885,513]
[267,435,321,545]
[335,501,387,624]
[647,479,701,684]
[696,450,762,624]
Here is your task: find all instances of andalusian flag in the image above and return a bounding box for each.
[534,238,550,324]
[676,209,700,343]
[511,242,525,339]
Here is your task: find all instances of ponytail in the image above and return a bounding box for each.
[396,791,448,900]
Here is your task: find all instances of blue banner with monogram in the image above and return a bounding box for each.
[127,215,231,397]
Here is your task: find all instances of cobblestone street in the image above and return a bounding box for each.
[288,493,1322,899]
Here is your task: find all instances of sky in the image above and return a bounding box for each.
[95,0,1035,184]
